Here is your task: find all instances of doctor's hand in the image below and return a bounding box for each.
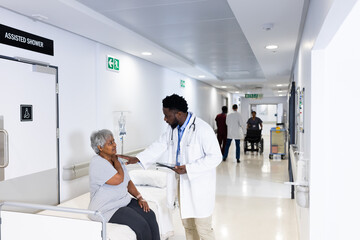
[117,155,139,165]
[174,165,187,175]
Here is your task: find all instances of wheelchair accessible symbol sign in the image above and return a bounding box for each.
[20,105,33,122]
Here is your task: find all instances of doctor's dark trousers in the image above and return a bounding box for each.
[109,198,160,240]
[223,139,240,160]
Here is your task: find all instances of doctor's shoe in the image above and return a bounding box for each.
[223,158,227,161]
[237,159,240,163]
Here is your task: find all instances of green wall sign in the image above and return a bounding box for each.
[180,79,185,88]
[107,55,119,71]
[245,93,263,99]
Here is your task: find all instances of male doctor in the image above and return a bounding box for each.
[120,94,222,240]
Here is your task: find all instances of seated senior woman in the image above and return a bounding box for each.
[89,129,160,240]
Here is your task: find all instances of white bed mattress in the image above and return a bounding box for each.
[40,189,173,240]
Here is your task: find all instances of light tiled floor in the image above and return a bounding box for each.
[170,129,298,240]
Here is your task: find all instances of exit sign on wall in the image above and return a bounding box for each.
[245,94,263,99]
[180,79,185,88]
[107,55,119,72]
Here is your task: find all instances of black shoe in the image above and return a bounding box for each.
[223,158,227,161]
[237,159,240,163]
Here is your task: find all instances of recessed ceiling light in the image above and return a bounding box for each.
[265,45,278,50]
[278,90,285,93]
[198,75,206,78]
[235,91,240,93]
[276,84,284,87]
[141,52,152,56]
[221,86,227,88]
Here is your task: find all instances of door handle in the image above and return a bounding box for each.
[284,181,309,187]
[0,129,9,168]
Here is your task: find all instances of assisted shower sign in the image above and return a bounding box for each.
[107,55,119,72]
[0,24,54,56]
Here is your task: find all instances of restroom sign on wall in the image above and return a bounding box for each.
[107,55,119,72]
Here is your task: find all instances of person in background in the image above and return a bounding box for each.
[88,129,160,240]
[120,94,222,240]
[247,111,263,131]
[247,111,263,150]
[223,104,242,163]
[215,106,228,154]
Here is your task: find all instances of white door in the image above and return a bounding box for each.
[0,57,58,207]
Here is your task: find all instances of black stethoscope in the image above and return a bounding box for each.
[170,117,196,146]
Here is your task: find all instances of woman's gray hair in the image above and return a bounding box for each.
[90,129,114,154]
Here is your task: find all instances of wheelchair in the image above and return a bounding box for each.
[244,129,264,154]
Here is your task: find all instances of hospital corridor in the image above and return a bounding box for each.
[1,0,360,240]
[170,127,298,240]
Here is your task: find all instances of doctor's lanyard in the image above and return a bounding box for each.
[172,116,196,165]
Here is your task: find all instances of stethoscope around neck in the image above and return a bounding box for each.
[170,116,196,146]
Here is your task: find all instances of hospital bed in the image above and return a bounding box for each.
[0,169,174,240]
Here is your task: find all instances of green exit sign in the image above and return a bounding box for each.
[107,55,119,72]
[180,79,185,88]
[245,94,263,99]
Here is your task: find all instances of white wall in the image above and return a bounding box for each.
[293,0,359,239]
[310,1,360,239]
[293,1,335,239]
[0,8,229,202]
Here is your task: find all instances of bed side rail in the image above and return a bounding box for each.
[0,201,106,240]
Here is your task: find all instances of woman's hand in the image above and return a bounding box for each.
[138,197,150,212]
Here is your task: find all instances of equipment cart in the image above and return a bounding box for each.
[269,127,286,159]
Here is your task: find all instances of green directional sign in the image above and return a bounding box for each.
[107,55,119,72]
[245,93,263,99]
[180,79,185,88]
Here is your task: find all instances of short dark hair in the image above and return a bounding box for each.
[232,104,238,110]
[222,106,228,113]
[251,111,256,114]
[162,94,188,113]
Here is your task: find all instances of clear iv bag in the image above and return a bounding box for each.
[118,114,126,136]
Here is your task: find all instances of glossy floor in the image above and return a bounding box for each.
[170,129,298,240]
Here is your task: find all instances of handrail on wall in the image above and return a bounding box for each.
[62,148,145,181]
[285,145,309,208]
[0,201,106,240]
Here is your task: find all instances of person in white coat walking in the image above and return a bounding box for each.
[120,94,222,240]
[223,104,242,163]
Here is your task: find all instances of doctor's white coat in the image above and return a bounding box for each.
[136,113,222,219]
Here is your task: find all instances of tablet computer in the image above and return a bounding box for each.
[156,162,176,170]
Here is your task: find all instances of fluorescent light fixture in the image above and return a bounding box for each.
[198,75,206,78]
[141,52,152,56]
[278,90,285,93]
[235,91,240,93]
[220,86,227,88]
[31,14,48,21]
[265,45,278,50]
[276,84,284,87]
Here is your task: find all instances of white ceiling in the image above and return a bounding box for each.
[0,0,307,96]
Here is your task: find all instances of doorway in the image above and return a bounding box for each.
[0,56,59,207]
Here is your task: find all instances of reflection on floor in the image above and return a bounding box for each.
[170,130,298,240]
